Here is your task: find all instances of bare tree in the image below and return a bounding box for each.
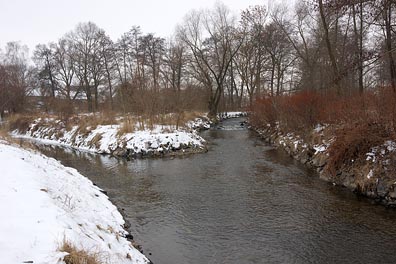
[114,26,142,86]
[0,42,29,116]
[382,0,396,91]
[351,0,365,93]
[179,3,243,117]
[68,22,106,112]
[98,32,116,110]
[318,0,342,93]
[53,38,76,100]
[33,43,58,97]
[236,5,268,106]
[272,1,323,91]
[140,33,165,92]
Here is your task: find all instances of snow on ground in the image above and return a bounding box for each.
[366,140,396,163]
[218,111,247,120]
[10,112,249,157]
[313,145,327,154]
[186,116,212,130]
[12,117,206,157]
[0,141,150,264]
[313,124,326,133]
[367,169,374,179]
[256,123,334,162]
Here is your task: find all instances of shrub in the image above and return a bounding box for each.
[155,111,203,129]
[250,91,323,135]
[251,88,396,136]
[251,87,396,177]
[7,114,36,132]
[250,97,278,128]
[118,118,136,136]
[278,91,322,133]
[65,112,117,134]
[326,122,390,176]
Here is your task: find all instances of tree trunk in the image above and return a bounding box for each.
[84,78,93,112]
[44,53,57,98]
[104,57,114,110]
[208,83,223,118]
[86,88,93,112]
[319,0,341,94]
[276,62,281,96]
[385,1,396,92]
[270,57,275,96]
[94,83,99,111]
[353,1,364,94]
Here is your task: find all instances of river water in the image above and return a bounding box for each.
[33,118,396,264]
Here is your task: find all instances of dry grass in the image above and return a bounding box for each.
[6,113,63,133]
[4,110,203,143]
[117,111,203,134]
[67,112,117,134]
[59,239,103,264]
[89,134,103,149]
[0,124,11,140]
[153,111,204,128]
[7,114,36,133]
[117,116,137,136]
[326,122,390,176]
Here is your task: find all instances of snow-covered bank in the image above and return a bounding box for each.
[218,111,247,120]
[0,141,150,264]
[253,123,396,206]
[11,115,209,158]
[253,124,330,170]
[9,112,247,158]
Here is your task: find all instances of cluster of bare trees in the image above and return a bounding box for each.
[0,42,31,119]
[32,22,209,117]
[3,0,396,117]
[277,0,396,94]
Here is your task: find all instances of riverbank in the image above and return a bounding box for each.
[249,90,396,207]
[29,117,396,263]
[0,140,150,263]
[7,112,247,159]
[252,123,396,206]
[8,113,210,159]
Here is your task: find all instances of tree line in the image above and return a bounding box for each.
[0,0,395,118]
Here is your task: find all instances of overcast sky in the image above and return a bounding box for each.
[0,0,290,53]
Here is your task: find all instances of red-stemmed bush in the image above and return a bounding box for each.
[250,87,396,177]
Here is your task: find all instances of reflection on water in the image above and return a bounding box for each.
[34,118,396,264]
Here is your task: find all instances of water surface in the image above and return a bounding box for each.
[35,118,396,264]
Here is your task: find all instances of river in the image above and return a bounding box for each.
[33,117,396,264]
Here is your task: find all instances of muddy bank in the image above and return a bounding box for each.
[253,124,396,207]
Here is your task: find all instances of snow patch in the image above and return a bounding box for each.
[313,145,327,154]
[186,116,212,130]
[218,112,247,120]
[366,140,396,163]
[367,169,374,179]
[12,118,206,157]
[314,124,326,133]
[0,142,149,264]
